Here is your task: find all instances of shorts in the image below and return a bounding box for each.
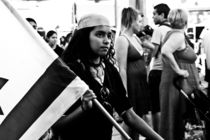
[148,70,162,113]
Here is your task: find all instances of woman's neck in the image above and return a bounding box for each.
[123,28,134,37]
[89,57,102,67]
[50,44,56,50]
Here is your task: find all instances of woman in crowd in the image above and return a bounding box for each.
[52,13,163,140]
[160,9,199,140]
[46,30,64,56]
[115,7,152,140]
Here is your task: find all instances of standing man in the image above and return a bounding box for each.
[201,28,210,140]
[148,3,170,133]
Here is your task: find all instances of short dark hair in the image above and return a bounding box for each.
[46,30,57,38]
[154,3,170,18]
[26,17,37,25]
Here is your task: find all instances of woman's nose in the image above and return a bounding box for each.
[103,36,110,44]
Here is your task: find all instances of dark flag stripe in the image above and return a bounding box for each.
[0,108,3,116]
[0,58,76,140]
[0,77,8,90]
[0,78,8,115]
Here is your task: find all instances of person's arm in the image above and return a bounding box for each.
[122,108,164,140]
[151,43,160,57]
[115,36,129,92]
[53,90,96,129]
[202,31,210,69]
[150,27,162,55]
[53,105,84,129]
[142,39,155,50]
[161,32,189,77]
[138,34,155,50]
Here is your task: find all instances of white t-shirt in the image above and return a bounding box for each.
[201,29,210,69]
[150,25,171,71]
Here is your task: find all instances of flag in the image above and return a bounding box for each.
[0,0,89,139]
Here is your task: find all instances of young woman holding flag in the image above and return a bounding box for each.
[52,13,163,140]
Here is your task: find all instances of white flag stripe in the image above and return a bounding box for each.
[0,1,88,139]
[0,0,57,124]
[20,77,89,140]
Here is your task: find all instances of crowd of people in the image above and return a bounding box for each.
[26,3,210,140]
[26,17,73,57]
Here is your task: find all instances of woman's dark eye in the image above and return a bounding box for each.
[96,33,104,38]
[107,33,112,39]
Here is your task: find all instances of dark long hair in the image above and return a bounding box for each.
[62,27,115,67]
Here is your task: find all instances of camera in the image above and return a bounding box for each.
[137,25,154,38]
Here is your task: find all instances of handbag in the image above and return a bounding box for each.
[173,33,197,64]
[174,44,197,64]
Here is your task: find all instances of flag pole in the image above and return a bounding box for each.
[93,99,132,140]
[1,0,131,139]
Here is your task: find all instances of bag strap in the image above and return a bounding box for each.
[159,22,171,28]
[161,30,181,48]
[184,33,194,48]
[120,34,143,56]
[153,22,171,58]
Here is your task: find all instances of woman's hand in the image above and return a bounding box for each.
[81,89,96,111]
[177,69,189,78]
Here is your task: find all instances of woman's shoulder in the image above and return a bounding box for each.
[168,30,185,39]
[115,34,129,46]
[164,30,185,45]
[115,35,130,55]
[104,60,118,73]
[66,60,86,75]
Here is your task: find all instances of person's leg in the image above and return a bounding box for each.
[121,122,139,140]
[152,112,161,133]
[148,70,162,133]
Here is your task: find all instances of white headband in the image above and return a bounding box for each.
[77,14,110,30]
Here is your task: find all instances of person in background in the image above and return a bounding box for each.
[26,17,46,41]
[45,30,64,57]
[201,28,210,140]
[63,31,73,49]
[59,36,67,49]
[148,3,171,133]
[115,7,153,140]
[160,9,199,140]
[37,27,46,39]
[53,13,163,140]
[26,17,37,30]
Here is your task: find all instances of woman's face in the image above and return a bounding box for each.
[132,15,144,34]
[48,33,57,48]
[89,25,112,57]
